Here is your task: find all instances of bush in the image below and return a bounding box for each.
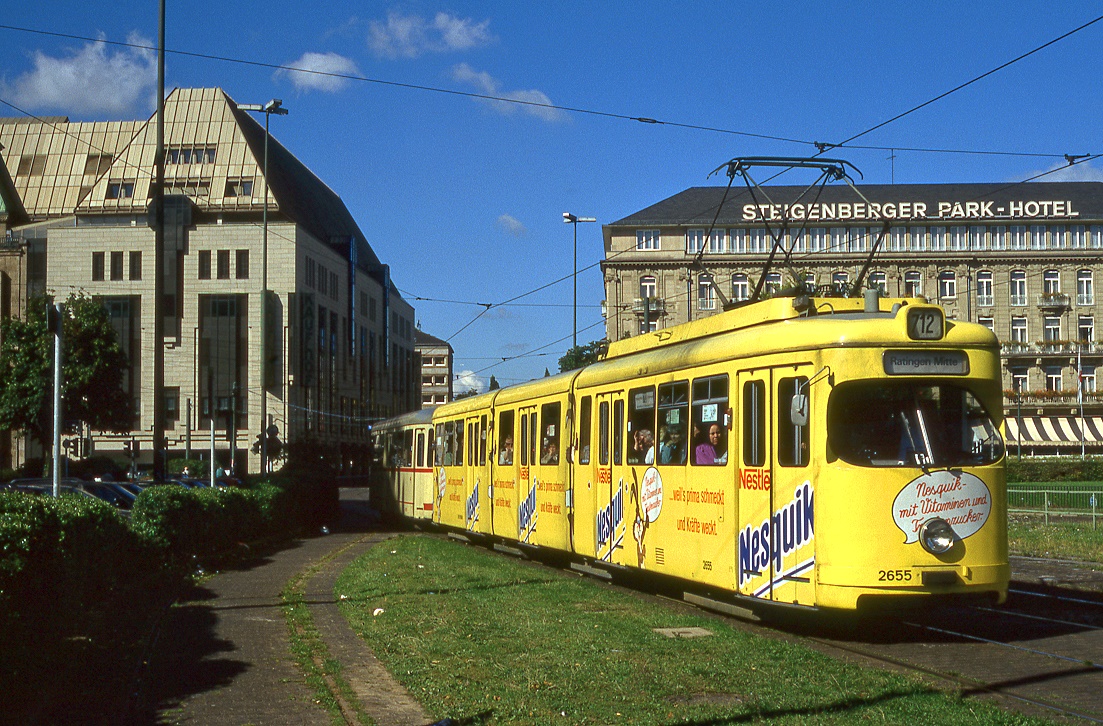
[1007,456,1103,483]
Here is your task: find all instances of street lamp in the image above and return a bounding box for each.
[562,212,596,349]
[239,99,288,474]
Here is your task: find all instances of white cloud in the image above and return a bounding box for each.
[3,32,156,116]
[276,52,360,93]
[368,11,492,59]
[497,213,526,236]
[453,369,487,394]
[451,63,565,122]
[1026,160,1103,183]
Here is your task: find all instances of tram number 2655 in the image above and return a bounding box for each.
[878,569,913,582]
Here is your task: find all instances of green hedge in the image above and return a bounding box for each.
[0,473,342,722]
[1006,456,1103,483]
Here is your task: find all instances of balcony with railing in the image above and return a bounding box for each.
[632,297,665,316]
[1037,292,1071,310]
[1001,340,1103,356]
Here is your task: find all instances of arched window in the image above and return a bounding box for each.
[938,270,957,299]
[697,273,716,310]
[639,275,657,299]
[904,271,922,298]
[1078,270,1094,306]
[731,273,749,301]
[976,270,993,307]
[1009,270,1027,306]
[868,271,887,294]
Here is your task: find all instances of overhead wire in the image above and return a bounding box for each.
[0,22,1091,162]
[5,17,1103,394]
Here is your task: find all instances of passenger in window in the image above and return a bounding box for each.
[659,425,686,464]
[695,424,726,465]
[633,429,655,465]
[499,436,514,465]
[540,442,559,465]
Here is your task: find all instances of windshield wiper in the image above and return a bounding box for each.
[899,411,931,474]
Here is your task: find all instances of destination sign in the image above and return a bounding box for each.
[883,350,969,376]
[742,199,1079,223]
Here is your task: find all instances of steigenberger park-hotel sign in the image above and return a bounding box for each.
[741,199,1082,223]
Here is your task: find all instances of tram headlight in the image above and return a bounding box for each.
[919,517,957,555]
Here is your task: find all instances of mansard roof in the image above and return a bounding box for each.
[610,181,1103,227]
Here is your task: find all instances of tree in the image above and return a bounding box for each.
[453,388,480,400]
[0,294,133,468]
[558,339,606,373]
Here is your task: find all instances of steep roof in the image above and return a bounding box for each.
[0,89,383,271]
[415,329,452,350]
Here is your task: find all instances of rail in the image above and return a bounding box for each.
[1006,483,1101,528]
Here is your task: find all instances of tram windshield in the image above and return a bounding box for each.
[828,382,1004,468]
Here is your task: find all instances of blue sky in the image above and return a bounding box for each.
[2,2,1102,391]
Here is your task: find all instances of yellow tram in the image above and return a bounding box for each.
[376,292,1009,611]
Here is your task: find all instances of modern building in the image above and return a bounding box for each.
[0,147,30,470]
[0,87,418,473]
[415,329,454,407]
[603,181,1103,455]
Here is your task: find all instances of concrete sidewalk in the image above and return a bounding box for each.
[137,489,434,725]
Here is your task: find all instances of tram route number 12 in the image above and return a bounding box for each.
[907,309,942,340]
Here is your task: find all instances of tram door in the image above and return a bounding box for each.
[591,391,626,564]
[737,367,817,605]
[463,415,491,534]
[737,370,774,600]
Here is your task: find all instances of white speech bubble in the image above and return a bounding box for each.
[892,470,991,544]
[640,467,663,523]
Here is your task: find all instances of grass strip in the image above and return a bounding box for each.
[1009,515,1103,562]
[336,534,1054,725]
[282,541,375,725]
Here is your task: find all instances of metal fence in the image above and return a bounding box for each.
[1006,484,1101,528]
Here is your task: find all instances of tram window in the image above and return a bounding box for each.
[520,413,529,466]
[498,410,515,465]
[426,430,435,467]
[613,399,624,465]
[479,415,487,466]
[627,386,656,465]
[742,381,766,467]
[455,421,464,466]
[540,403,561,464]
[599,400,610,466]
[579,396,592,464]
[442,422,455,465]
[435,424,444,465]
[778,377,809,467]
[529,411,538,465]
[828,382,1004,468]
[658,381,689,466]
[403,429,414,466]
[693,375,729,466]
[416,430,426,468]
[467,422,475,465]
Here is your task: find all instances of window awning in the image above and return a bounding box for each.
[1005,416,1103,444]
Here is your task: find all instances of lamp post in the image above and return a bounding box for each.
[562,212,596,350]
[239,100,288,474]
